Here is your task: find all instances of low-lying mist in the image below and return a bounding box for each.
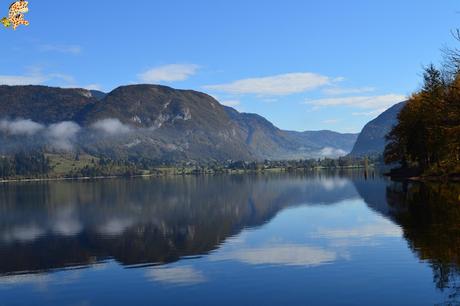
[0,118,134,153]
[0,117,349,159]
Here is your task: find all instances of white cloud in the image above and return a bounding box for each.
[84,84,103,91]
[146,266,206,285]
[48,73,76,84]
[0,118,45,136]
[0,119,84,151]
[319,147,348,158]
[220,100,240,107]
[0,67,99,90]
[39,44,82,55]
[0,69,78,87]
[45,121,81,151]
[138,64,199,83]
[62,83,105,92]
[305,94,406,109]
[214,244,337,267]
[91,118,131,135]
[204,72,334,96]
[323,86,375,96]
[0,73,48,86]
[352,108,387,116]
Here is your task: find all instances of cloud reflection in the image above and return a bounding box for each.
[0,269,82,292]
[2,224,45,242]
[52,207,83,236]
[146,266,206,285]
[0,273,52,287]
[214,244,337,267]
[96,218,134,236]
[319,178,348,191]
[314,220,402,239]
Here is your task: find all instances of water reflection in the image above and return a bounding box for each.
[1,171,460,305]
[213,244,338,267]
[356,179,460,306]
[146,266,207,286]
[0,173,357,275]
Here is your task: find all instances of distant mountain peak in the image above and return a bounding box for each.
[349,101,407,157]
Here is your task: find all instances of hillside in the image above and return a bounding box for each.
[0,84,358,162]
[349,101,406,157]
[0,85,98,124]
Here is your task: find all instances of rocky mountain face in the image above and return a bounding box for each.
[0,84,358,161]
[349,101,406,157]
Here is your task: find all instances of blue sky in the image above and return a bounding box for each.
[0,0,458,133]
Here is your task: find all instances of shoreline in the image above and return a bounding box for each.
[0,175,127,184]
[0,170,282,184]
[385,173,460,182]
[384,167,460,182]
[407,176,460,182]
[0,166,374,184]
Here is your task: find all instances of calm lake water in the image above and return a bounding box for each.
[0,171,459,306]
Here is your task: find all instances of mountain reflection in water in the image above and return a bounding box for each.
[0,171,459,306]
[0,173,357,274]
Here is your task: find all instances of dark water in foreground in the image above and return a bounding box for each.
[0,171,460,306]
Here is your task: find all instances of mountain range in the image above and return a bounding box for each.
[349,101,406,157]
[0,84,404,161]
[0,84,360,161]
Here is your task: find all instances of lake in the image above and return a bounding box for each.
[0,171,459,306]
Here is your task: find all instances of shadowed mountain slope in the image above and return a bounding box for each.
[0,84,358,161]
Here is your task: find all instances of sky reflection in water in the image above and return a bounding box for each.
[0,172,458,306]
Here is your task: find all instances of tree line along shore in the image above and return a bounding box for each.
[0,151,378,182]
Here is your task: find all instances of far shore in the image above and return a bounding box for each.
[8,167,460,185]
[0,168,288,184]
[0,165,375,184]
